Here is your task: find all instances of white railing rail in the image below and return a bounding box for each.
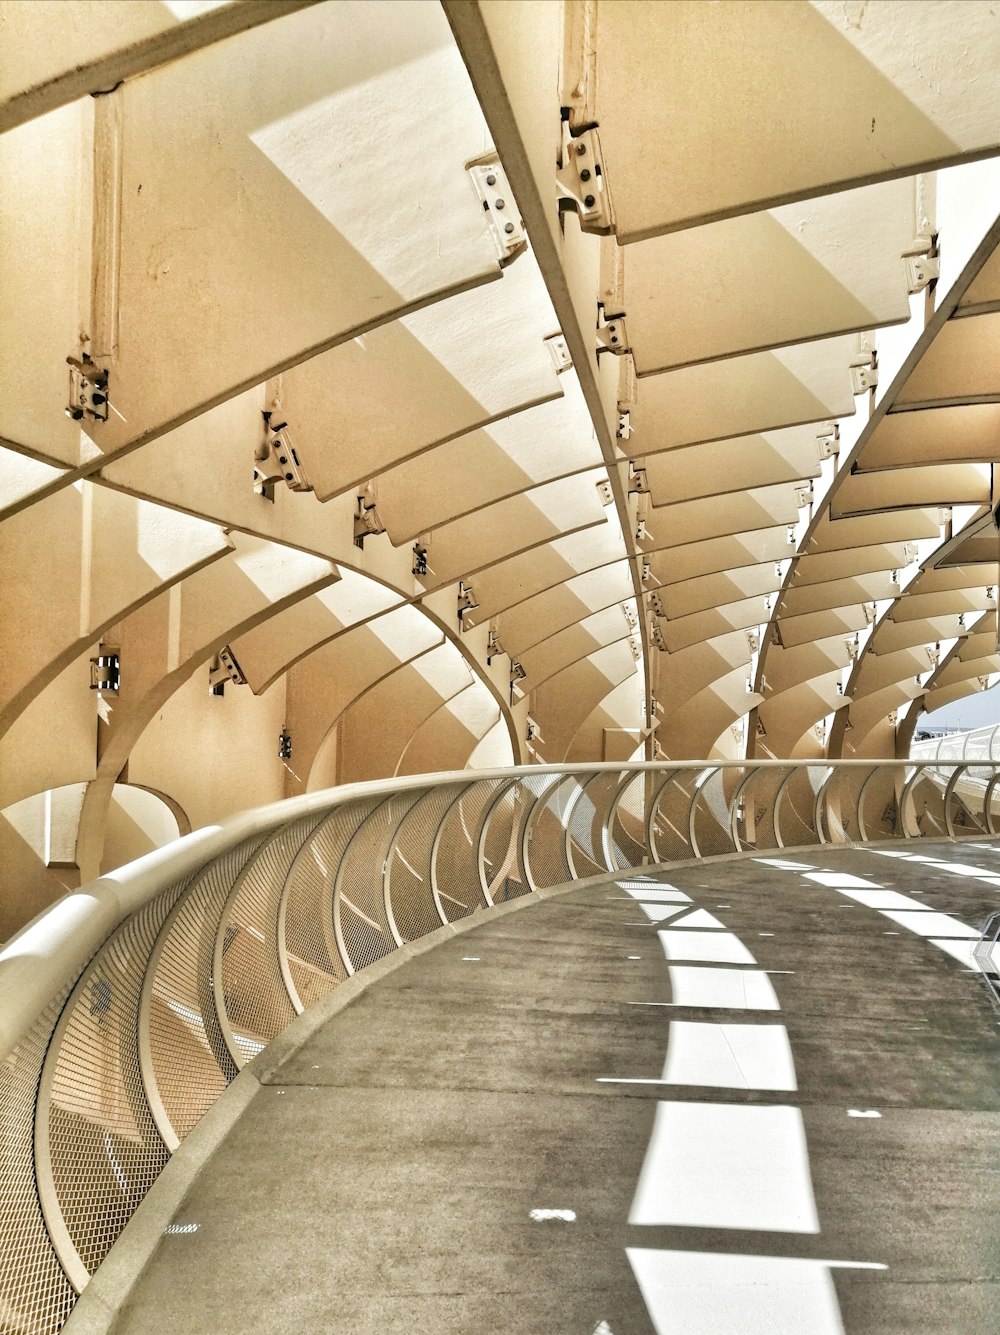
[911,721,1000,763]
[3,758,1000,1335]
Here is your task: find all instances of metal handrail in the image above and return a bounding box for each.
[911,721,1000,762]
[2,757,1000,1335]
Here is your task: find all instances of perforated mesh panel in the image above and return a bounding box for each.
[43,882,188,1280]
[819,768,850,842]
[854,767,900,839]
[609,772,645,870]
[906,770,946,838]
[775,767,824,846]
[384,787,459,934]
[733,769,787,852]
[432,782,499,917]
[656,776,689,856]
[423,784,488,925]
[147,839,264,1141]
[524,775,578,889]
[935,734,964,761]
[691,769,739,857]
[948,766,988,834]
[481,784,528,903]
[283,804,376,1003]
[566,773,616,877]
[337,795,422,972]
[0,989,75,1335]
[219,816,325,1057]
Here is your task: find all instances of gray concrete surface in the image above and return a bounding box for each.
[105,842,1000,1333]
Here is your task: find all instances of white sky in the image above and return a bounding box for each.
[924,681,1000,731]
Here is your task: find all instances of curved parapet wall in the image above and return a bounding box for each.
[2,758,1000,1334]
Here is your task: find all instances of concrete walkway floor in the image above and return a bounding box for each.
[107,842,1000,1334]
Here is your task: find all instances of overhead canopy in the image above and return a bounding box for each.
[4,0,1000,932]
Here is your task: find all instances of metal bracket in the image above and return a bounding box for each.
[468,160,527,265]
[457,580,479,629]
[67,353,109,422]
[354,485,385,549]
[816,422,839,460]
[509,659,527,703]
[595,478,614,506]
[617,408,634,441]
[254,412,312,499]
[89,650,119,692]
[902,237,939,294]
[544,331,573,373]
[208,646,246,694]
[850,354,878,394]
[557,120,613,234]
[597,303,629,355]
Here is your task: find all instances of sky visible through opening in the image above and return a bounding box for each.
[923,681,1000,732]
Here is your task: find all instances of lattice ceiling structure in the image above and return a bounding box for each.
[4,0,1000,933]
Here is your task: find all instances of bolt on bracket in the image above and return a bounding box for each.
[597,302,629,355]
[557,120,613,234]
[468,160,526,265]
[67,353,109,422]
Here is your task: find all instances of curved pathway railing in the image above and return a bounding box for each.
[3,758,1000,1335]
[911,721,1000,763]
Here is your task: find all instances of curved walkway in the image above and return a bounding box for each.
[93,843,1000,1333]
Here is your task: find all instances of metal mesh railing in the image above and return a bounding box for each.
[3,759,1000,1334]
[912,722,1000,763]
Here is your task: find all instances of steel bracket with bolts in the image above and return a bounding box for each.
[67,353,109,422]
[556,120,613,234]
